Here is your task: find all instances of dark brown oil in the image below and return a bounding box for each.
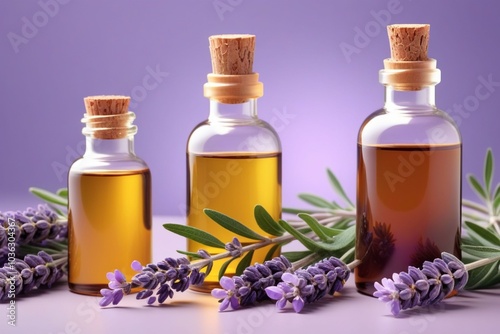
[355,144,461,295]
[68,169,152,295]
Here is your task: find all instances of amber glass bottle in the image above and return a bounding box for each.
[186,35,282,292]
[68,96,151,295]
[355,25,462,295]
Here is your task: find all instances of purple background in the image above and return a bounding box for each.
[1,0,499,215]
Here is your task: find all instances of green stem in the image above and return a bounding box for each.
[464,254,500,271]
[462,199,489,216]
[347,259,361,271]
[291,253,323,270]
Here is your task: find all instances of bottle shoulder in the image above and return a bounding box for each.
[187,119,281,154]
[69,155,149,174]
[358,107,461,145]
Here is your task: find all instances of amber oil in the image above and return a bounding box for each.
[187,152,281,292]
[68,169,151,295]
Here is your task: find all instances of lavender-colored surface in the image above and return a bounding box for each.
[1,0,499,215]
[1,215,498,333]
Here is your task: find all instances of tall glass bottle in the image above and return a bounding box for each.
[68,95,151,295]
[355,25,461,295]
[187,34,282,292]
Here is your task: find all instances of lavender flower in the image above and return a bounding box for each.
[225,237,243,257]
[265,273,311,312]
[211,255,292,311]
[373,252,468,316]
[211,276,240,311]
[212,256,351,313]
[0,251,64,301]
[265,257,351,313]
[0,205,67,266]
[99,255,206,307]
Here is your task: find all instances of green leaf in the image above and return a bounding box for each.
[56,188,68,199]
[254,205,284,236]
[463,221,500,247]
[235,250,254,275]
[176,250,203,259]
[493,184,500,214]
[278,219,323,253]
[333,217,355,230]
[327,169,354,207]
[466,261,500,289]
[317,225,356,252]
[298,193,337,210]
[462,244,500,259]
[282,250,314,263]
[163,223,225,248]
[29,187,68,206]
[204,209,267,241]
[219,257,238,279]
[467,174,487,200]
[297,213,332,241]
[484,148,493,194]
[264,243,282,261]
[281,207,317,215]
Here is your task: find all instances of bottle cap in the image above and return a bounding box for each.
[204,34,263,104]
[209,34,255,75]
[82,95,136,139]
[387,24,429,61]
[381,24,440,91]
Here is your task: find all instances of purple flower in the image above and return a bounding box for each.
[225,237,243,257]
[99,288,124,307]
[373,277,402,316]
[373,252,468,316]
[212,256,350,313]
[211,276,240,311]
[0,251,64,301]
[265,273,310,312]
[99,256,205,307]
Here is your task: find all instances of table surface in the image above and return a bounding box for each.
[3,216,499,334]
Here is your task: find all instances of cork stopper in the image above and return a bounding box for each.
[84,95,130,116]
[209,34,255,75]
[82,95,136,139]
[382,24,439,91]
[387,24,429,61]
[204,34,263,104]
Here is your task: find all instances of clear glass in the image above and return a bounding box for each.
[186,98,282,292]
[355,85,462,295]
[68,134,151,295]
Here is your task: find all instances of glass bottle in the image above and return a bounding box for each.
[187,35,282,292]
[68,96,151,295]
[355,25,462,295]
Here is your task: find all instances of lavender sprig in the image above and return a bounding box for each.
[0,204,67,247]
[99,251,209,307]
[0,250,65,302]
[373,252,500,316]
[0,205,67,266]
[212,254,357,313]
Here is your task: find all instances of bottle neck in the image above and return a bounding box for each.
[84,136,135,159]
[209,98,258,123]
[384,85,436,113]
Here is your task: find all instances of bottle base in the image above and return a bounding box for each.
[189,280,223,293]
[355,282,377,297]
[68,282,107,296]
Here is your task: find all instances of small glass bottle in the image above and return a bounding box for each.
[187,34,282,292]
[355,25,462,295]
[68,95,152,295]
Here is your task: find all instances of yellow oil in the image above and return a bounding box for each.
[68,169,152,295]
[187,152,281,292]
